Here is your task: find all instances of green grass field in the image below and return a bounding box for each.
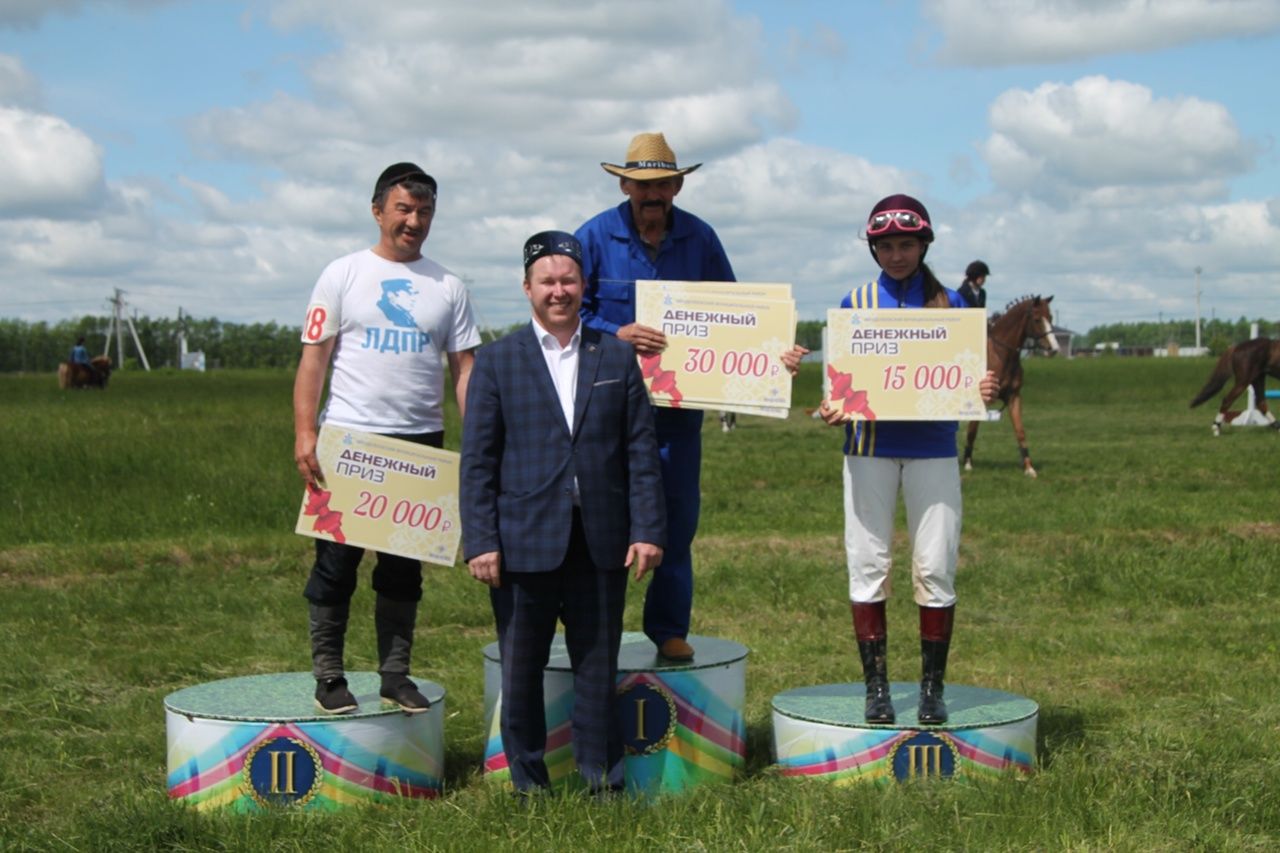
[2,357,1278,851]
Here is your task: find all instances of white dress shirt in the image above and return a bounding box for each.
[530,315,581,430]
[530,315,581,502]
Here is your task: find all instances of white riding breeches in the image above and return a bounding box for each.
[842,455,961,607]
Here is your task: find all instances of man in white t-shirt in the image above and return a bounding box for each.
[293,162,481,715]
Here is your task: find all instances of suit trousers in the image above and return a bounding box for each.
[643,424,701,645]
[302,430,443,605]
[491,510,628,792]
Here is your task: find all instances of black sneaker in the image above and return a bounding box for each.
[380,675,431,713]
[314,677,358,714]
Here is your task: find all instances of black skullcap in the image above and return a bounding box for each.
[372,162,437,202]
[523,231,583,271]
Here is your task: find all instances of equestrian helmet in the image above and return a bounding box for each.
[866,193,934,263]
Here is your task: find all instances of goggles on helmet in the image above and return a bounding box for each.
[867,209,930,236]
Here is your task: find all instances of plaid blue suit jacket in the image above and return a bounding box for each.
[461,323,666,573]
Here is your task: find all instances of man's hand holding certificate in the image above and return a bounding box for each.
[825,308,988,421]
[635,280,797,418]
[295,426,462,566]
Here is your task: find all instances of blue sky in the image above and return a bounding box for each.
[2,0,1278,334]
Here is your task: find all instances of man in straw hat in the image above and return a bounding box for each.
[576,132,804,662]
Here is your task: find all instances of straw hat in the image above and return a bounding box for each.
[601,132,702,180]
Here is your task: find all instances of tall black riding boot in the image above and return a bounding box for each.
[852,602,894,724]
[310,602,357,714]
[917,605,955,725]
[858,638,895,724]
[917,639,951,724]
[375,595,431,713]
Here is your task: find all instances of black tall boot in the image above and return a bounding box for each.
[857,638,895,724]
[917,605,955,725]
[375,595,431,713]
[852,602,894,724]
[309,602,349,680]
[917,639,951,724]
[309,602,357,714]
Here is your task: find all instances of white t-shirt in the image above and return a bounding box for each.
[301,249,481,433]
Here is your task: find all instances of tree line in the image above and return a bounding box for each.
[1073,317,1277,353]
[0,314,830,374]
[0,315,303,373]
[1,314,1273,373]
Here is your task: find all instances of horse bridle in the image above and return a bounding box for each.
[989,311,1055,354]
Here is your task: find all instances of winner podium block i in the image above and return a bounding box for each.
[483,632,747,795]
[165,672,445,810]
[772,682,1037,783]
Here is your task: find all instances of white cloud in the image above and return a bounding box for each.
[0,106,105,216]
[0,53,40,106]
[3,218,145,276]
[269,0,750,45]
[280,0,772,107]
[0,0,171,29]
[177,176,235,222]
[181,175,360,233]
[783,22,848,69]
[1,1,1276,334]
[931,192,1280,330]
[982,76,1256,205]
[924,0,1280,65]
[198,2,795,173]
[184,0,797,250]
[691,139,921,318]
[0,0,82,28]
[169,0,799,323]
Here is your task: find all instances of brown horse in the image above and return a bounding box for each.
[1189,337,1280,435]
[962,295,1058,477]
[58,356,113,390]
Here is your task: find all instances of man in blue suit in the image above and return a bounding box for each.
[461,231,666,795]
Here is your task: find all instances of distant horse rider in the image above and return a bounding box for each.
[70,336,100,382]
[958,261,989,310]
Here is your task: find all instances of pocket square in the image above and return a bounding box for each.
[593,378,622,387]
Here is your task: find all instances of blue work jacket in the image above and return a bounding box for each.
[576,202,735,334]
[576,202,735,433]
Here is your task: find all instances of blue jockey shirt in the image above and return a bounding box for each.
[840,270,967,459]
[576,202,735,433]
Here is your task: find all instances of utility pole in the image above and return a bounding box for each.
[104,288,152,371]
[108,289,126,364]
[1194,266,1203,351]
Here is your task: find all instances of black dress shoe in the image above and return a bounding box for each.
[379,675,431,713]
[314,677,358,714]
